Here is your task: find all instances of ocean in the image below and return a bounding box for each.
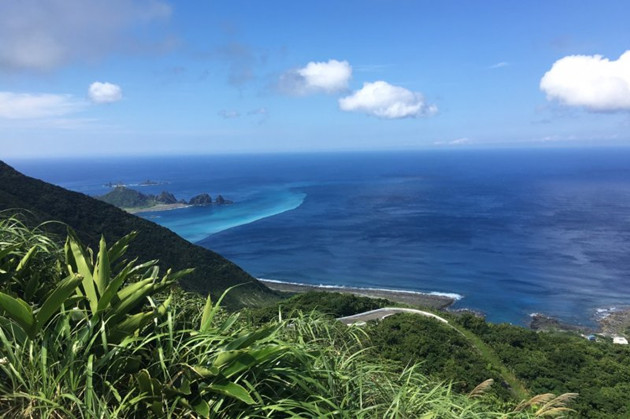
[9,148,630,326]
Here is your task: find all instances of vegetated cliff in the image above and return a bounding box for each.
[0,161,278,308]
[98,186,155,208]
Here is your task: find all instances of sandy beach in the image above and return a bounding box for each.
[126,203,190,214]
[259,279,456,310]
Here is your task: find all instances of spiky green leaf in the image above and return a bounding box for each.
[109,311,156,342]
[15,245,37,272]
[35,273,82,328]
[200,295,213,333]
[224,325,278,351]
[107,231,137,264]
[193,399,210,417]
[206,380,255,405]
[96,272,127,313]
[93,236,110,295]
[0,292,34,338]
[65,232,98,313]
[218,346,287,378]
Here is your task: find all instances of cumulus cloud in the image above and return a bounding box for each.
[0,0,171,72]
[540,51,630,112]
[279,59,352,95]
[88,82,123,104]
[339,81,437,119]
[0,92,85,119]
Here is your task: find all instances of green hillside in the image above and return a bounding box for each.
[0,217,567,417]
[0,161,278,308]
[248,291,630,418]
[98,186,154,208]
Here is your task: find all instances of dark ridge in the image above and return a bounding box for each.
[0,161,279,308]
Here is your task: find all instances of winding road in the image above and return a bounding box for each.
[337,307,449,325]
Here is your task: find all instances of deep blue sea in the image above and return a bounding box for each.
[9,148,630,326]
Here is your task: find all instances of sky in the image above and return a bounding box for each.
[1,0,630,158]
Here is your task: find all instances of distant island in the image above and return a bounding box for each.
[97,186,233,213]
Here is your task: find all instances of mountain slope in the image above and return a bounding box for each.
[0,161,278,307]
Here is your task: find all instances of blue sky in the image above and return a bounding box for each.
[1,0,629,158]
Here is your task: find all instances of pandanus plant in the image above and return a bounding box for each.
[0,226,287,416]
[0,228,190,343]
[63,230,191,345]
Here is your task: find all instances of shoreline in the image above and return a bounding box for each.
[260,279,630,336]
[126,203,191,214]
[259,279,456,310]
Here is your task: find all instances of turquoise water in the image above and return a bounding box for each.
[10,149,630,326]
[141,189,306,242]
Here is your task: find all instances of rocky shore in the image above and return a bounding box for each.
[259,279,455,310]
[530,307,630,337]
[597,307,630,336]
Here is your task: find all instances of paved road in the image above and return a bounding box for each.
[337,307,449,326]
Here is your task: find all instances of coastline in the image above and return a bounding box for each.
[530,308,630,337]
[259,279,456,310]
[260,279,630,337]
[598,307,630,336]
[126,203,190,214]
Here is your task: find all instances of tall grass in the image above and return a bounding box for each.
[0,214,574,417]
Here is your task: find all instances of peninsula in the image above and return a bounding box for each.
[97,186,233,213]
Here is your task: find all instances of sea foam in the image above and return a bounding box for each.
[258,278,463,301]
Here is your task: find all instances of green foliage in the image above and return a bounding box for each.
[0,162,280,309]
[0,213,64,302]
[0,219,545,417]
[247,290,391,324]
[97,186,154,208]
[367,313,511,399]
[456,314,630,418]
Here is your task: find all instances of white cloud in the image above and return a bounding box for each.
[0,92,85,119]
[88,82,123,104]
[339,81,437,119]
[279,59,352,95]
[434,137,470,146]
[0,0,171,72]
[540,51,630,112]
[489,62,509,69]
[218,109,240,119]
